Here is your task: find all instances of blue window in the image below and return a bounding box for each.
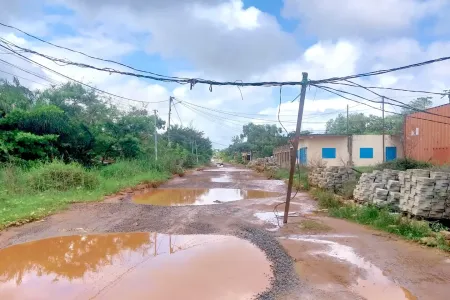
[360,148,374,159]
[322,148,336,159]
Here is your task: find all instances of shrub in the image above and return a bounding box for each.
[311,189,342,209]
[26,161,99,191]
[374,158,432,171]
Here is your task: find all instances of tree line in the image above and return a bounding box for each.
[0,78,212,167]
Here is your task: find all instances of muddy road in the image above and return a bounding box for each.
[1,165,450,299]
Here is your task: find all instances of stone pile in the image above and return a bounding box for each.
[308,166,356,191]
[247,157,279,173]
[354,168,450,219]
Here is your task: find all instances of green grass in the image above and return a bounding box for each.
[272,167,309,191]
[0,160,171,229]
[310,188,450,251]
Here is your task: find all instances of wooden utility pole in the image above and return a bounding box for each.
[167,96,173,147]
[195,140,199,164]
[283,72,308,224]
[346,104,349,135]
[382,96,385,163]
[153,109,158,161]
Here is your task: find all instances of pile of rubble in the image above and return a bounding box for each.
[353,168,450,219]
[309,166,356,191]
[247,157,279,173]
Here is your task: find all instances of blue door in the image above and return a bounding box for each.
[299,147,307,165]
[386,147,397,161]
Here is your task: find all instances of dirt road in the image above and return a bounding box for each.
[1,165,450,299]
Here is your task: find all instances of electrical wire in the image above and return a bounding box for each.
[0,67,51,87]
[0,37,305,87]
[326,81,447,96]
[0,43,168,104]
[315,85,450,127]
[316,82,450,121]
[312,56,450,84]
[0,58,58,84]
[172,101,183,126]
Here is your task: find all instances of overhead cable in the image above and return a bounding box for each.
[0,43,168,104]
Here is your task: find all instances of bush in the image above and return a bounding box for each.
[26,161,99,191]
[374,158,432,171]
[337,180,357,199]
[311,189,342,209]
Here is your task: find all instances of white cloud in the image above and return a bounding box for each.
[283,0,448,38]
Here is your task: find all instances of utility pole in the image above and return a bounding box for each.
[153,109,158,161]
[382,96,385,163]
[167,96,173,147]
[284,72,308,224]
[346,104,349,136]
[195,140,199,164]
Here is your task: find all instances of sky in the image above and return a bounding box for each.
[1,0,450,149]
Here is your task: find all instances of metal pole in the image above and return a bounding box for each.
[168,97,173,147]
[382,96,385,163]
[153,109,158,161]
[283,72,308,224]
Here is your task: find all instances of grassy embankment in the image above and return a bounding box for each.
[270,167,309,191]
[310,188,450,251]
[0,160,172,229]
[271,159,450,251]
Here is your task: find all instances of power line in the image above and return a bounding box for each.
[0,38,304,88]
[172,101,183,126]
[0,43,168,104]
[0,58,57,84]
[312,56,450,84]
[326,81,447,96]
[315,85,450,127]
[175,98,327,124]
[317,81,450,121]
[0,67,51,87]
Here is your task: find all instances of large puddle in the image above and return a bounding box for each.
[284,235,416,300]
[0,233,271,299]
[132,188,281,205]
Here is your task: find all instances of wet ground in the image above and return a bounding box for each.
[1,165,450,299]
[0,233,271,299]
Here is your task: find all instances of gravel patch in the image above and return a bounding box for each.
[234,226,299,300]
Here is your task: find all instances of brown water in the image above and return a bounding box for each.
[284,235,417,300]
[132,188,281,206]
[0,233,271,300]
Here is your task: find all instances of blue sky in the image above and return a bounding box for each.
[1,0,450,147]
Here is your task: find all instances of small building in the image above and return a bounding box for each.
[297,134,403,167]
[273,144,291,168]
[404,103,450,165]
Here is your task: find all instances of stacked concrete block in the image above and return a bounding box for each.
[353,173,376,202]
[350,167,450,219]
[308,166,356,192]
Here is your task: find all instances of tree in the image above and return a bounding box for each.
[325,97,433,136]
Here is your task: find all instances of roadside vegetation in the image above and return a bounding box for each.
[310,188,450,252]
[0,78,213,229]
[271,167,309,191]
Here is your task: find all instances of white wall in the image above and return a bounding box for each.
[352,135,403,166]
[298,136,349,167]
[297,135,404,167]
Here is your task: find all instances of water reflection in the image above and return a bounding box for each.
[0,233,271,300]
[132,188,281,206]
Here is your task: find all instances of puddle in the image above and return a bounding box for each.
[132,188,281,206]
[210,174,233,182]
[285,236,416,300]
[0,233,271,300]
[204,168,251,172]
